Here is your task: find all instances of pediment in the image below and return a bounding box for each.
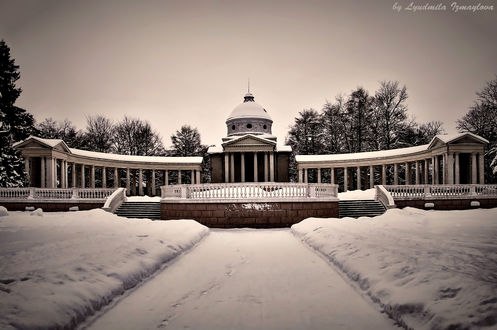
[14,136,71,153]
[222,135,276,148]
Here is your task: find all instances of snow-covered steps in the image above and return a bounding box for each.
[115,202,161,220]
[338,200,385,218]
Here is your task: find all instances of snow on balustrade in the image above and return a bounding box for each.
[162,183,338,200]
[384,184,497,200]
[0,188,31,199]
[0,188,116,200]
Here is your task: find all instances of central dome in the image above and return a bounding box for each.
[226,93,272,121]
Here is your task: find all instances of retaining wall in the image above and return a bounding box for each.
[394,198,497,210]
[0,201,105,212]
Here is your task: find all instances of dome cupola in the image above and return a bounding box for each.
[226,91,273,137]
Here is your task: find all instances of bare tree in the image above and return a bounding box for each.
[113,116,165,156]
[82,115,114,152]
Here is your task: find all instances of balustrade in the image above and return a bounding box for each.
[0,188,116,200]
[384,184,497,200]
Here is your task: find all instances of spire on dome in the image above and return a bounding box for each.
[244,79,254,102]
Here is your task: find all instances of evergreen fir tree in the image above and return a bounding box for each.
[0,39,35,187]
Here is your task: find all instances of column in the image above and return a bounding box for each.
[415,161,420,185]
[454,153,460,184]
[190,170,194,184]
[46,158,54,188]
[63,161,68,188]
[298,168,303,183]
[151,170,156,196]
[434,156,439,184]
[269,152,275,182]
[471,153,477,184]
[102,167,107,188]
[241,152,245,182]
[165,170,169,186]
[405,162,411,185]
[442,154,447,184]
[479,153,485,184]
[196,170,201,184]
[24,156,30,185]
[393,164,398,185]
[72,163,76,188]
[304,168,308,183]
[424,160,428,184]
[253,152,258,182]
[138,169,143,195]
[60,160,65,188]
[381,164,386,185]
[344,167,348,192]
[230,153,235,183]
[369,165,374,188]
[224,153,229,183]
[178,170,182,184]
[317,168,321,183]
[81,164,86,188]
[264,152,269,182]
[114,167,119,188]
[41,157,46,188]
[330,168,335,184]
[447,153,454,184]
[356,167,361,190]
[91,165,95,188]
[126,168,130,193]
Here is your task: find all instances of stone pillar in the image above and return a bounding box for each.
[151,170,156,196]
[81,164,86,188]
[304,168,308,184]
[196,170,201,184]
[381,164,386,185]
[46,158,54,188]
[253,152,258,182]
[434,156,439,184]
[264,152,269,182]
[165,170,169,186]
[298,168,303,183]
[405,162,411,185]
[479,153,485,184]
[178,170,182,184]
[317,168,321,183]
[64,161,68,188]
[415,161,420,185]
[126,168,130,193]
[471,153,477,184]
[138,169,143,195]
[91,166,95,188]
[344,167,348,192]
[424,160,428,184]
[72,163,76,188]
[24,156,30,185]
[114,167,119,188]
[369,165,374,188]
[356,167,361,190]
[442,154,447,184]
[447,153,454,184]
[224,153,229,183]
[393,164,398,185]
[454,153,460,184]
[330,168,335,184]
[230,153,235,183]
[102,167,107,188]
[269,152,275,182]
[60,160,65,188]
[41,157,46,188]
[241,152,245,182]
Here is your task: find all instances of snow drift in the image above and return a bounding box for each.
[0,209,209,329]
[292,207,497,330]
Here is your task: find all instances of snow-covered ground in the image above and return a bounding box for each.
[338,188,376,200]
[0,209,208,330]
[292,207,497,330]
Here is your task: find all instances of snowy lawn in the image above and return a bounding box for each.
[292,207,497,330]
[0,209,208,330]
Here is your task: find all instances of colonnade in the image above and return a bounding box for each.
[298,152,485,191]
[223,151,275,183]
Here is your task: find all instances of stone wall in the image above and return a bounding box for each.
[394,198,497,210]
[161,201,339,228]
[0,201,104,212]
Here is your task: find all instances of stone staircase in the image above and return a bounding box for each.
[338,200,386,218]
[115,202,161,220]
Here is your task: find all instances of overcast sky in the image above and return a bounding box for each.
[1,0,496,147]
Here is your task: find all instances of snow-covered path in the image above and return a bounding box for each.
[87,229,395,330]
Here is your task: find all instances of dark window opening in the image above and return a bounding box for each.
[246,123,252,129]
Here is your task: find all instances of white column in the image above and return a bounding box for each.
[102,167,107,188]
[196,170,201,184]
[24,156,30,185]
[47,158,54,188]
[356,167,361,190]
[151,170,156,196]
[369,165,374,188]
[424,160,428,184]
[317,168,321,183]
[254,152,258,182]
[269,152,275,182]
[81,164,86,188]
[114,167,119,188]
[479,153,485,184]
[72,163,76,188]
[381,164,386,185]
[393,164,398,185]
[60,160,65,188]
[178,170,182,184]
[165,170,169,186]
[298,168,303,183]
[454,153,460,184]
[230,153,235,183]
[91,165,95,188]
[64,161,68,188]
[224,153,229,183]
[330,168,335,184]
[241,152,245,182]
[415,161,420,185]
[447,153,454,184]
[190,170,194,184]
[405,162,411,185]
[138,169,143,195]
[434,156,439,184]
[471,153,477,184]
[126,168,130,192]
[264,152,269,182]
[41,157,46,188]
[344,167,348,192]
[442,154,447,184]
[304,168,308,183]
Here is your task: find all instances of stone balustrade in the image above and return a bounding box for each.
[161,183,338,201]
[384,184,497,200]
[0,188,116,200]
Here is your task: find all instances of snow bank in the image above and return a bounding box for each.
[292,208,497,330]
[338,188,375,200]
[0,206,8,217]
[0,210,208,329]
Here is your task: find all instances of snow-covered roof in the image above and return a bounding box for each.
[13,136,70,151]
[428,132,489,148]
[222,134,276,147]
[226,101,272,122]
